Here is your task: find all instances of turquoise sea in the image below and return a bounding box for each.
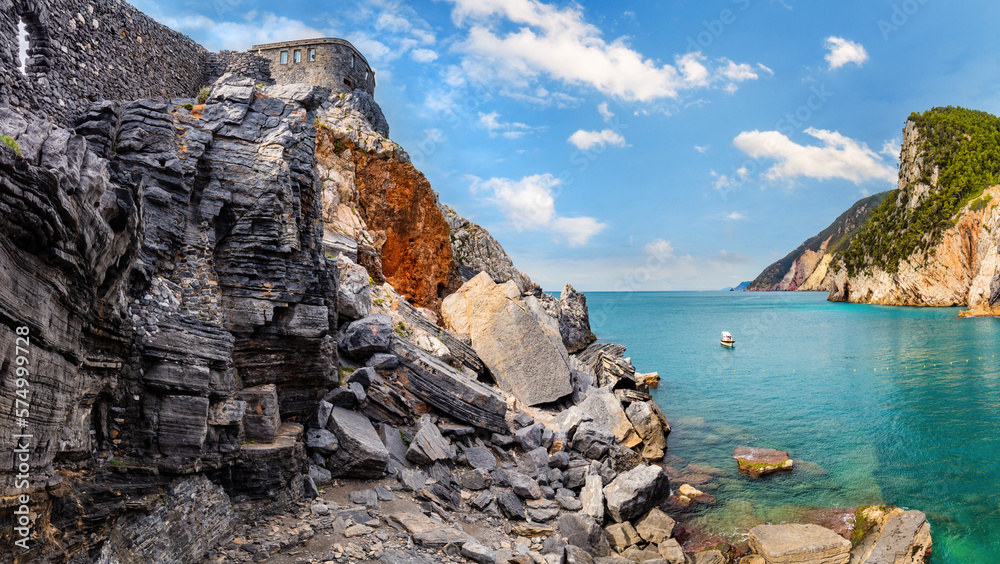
[585,291,1000,563]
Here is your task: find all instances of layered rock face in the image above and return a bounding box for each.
[827,114,1000,310]
[0,76,338,561]
[440,203,534,293]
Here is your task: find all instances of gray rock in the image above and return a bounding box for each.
[306,428,339,455]
[558,513,611,557]
[304,474,321,499]
[347,366,376,391]
[337,253,372,320]
[465,446,498,471]
[398,468,427,492]
[309,464,333,487]
[325,387,360,409]
[349,489,379,508]
[557,284,597,354]
[552,406,593,440]
[441,273,573,406]
[571,421,614,460]
[375,486,396,501]
[496,490,527,520]
[510,471,543,500]
[461,542,497,564]
[625,401,669,462]
[577,389,640,448]
[605,521,642,552]
[513,412,536,429]
[338,314,394,358]
[439,204,534,293]
[492,433,516,448]
[406,415,456,465]
[607,442,644,474]
[860,510,931,564]
[460,470,491,491]
[378,423,412,467]
[325,407,390,478]
[549,451,570,469]
[603,465,671,523]
[158,396,210,457]
[579,470,604,523]
[310,400,334,430]
[207,399,246,426]
[516,422,544,452]
[565,545,596,564]
[470,490,495,511]
[365,353,400,370]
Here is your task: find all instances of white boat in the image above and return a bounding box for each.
[721,331,735,348]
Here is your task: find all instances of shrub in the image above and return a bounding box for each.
[1,134,22,156]
[196,87,211,105]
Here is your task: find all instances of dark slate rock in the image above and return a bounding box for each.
[515,423,544,452]
[349,489,379,508]
[565,545,596,564]
[549,451,570,469]
[309,464,332,487]
[492,433,516,448]
[607,442,643,474]
[558,513,611,557]
[347,366,376,391]
[406,415,456,465]
[571,421,614,460]
[465,446,498,472]
[325,407,390,478]
[510,471,543,500]
[379,423,412,468]
[306,428,339,455]
[304,475,321,499]
[338,314,394,358]
[460,470,491,491]
[489,468,510,488]
[309,400,334,430]
[513,412,535,430]
[496,490,527,521]
[325,387,359,409]
[375,486,396,501]
[470,490,494,511]
[365,353,400,370]
[399,468,427,492]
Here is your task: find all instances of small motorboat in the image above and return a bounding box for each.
[721,331,735,348]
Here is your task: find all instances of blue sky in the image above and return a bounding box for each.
[134,0,1000,291]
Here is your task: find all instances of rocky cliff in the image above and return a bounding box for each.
[828,107,1000,311]
[748,191,889,292]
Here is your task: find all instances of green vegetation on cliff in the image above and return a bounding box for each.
[842,107,1000,276]
[748,191,889,290]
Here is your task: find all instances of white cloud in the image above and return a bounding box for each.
[733,128,897,185]
[727,212,746,220]
[471,174,606,246]
[160,13,325,51]
[824,36,868,70]
[568,129,627,150]
[444,0,763,102]
[411,48,439,63]
[694,144,710,153]
[881,138,900,161]
[478,111,536,139]
[598,102,614,122]
[757,63,775,76]
[645,238,675,260]
[376,12,412,33]
[711,167,750,191]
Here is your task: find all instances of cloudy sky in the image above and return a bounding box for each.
[134,0,1000,291]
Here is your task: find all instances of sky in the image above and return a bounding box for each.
[131,0,1000,292]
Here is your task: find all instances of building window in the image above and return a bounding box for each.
[343,78,354,89]
[351,55,355,69]
[279,51,288,64]
[293,50,301,63]
[308,48,316,62]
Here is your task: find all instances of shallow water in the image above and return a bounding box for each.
[585,291,1000,563]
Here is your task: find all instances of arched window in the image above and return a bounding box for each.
[17,18,28,74]
[15,9,49,77]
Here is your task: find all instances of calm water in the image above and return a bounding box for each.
[585,291,1000,563]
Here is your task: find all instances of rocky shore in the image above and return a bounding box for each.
[0,61,931,564]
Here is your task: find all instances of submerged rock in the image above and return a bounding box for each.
[734,447,794,477]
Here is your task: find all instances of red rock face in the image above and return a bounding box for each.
[351,148,459,312]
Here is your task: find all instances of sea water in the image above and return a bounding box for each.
[585,291,1000,563]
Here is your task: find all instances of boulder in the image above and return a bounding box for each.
[461,542,497,564]
[510,471,543,500]
[851,508,932,564]
[603,465,671,523]
[325,407,390,478]
[441,273,573,406]
[622,546,663,562]
[578,390,641,448]
[365,352,399,370]
[309,464,332,487]
[734,447,794,477]
[579,470,604,522]
[337,253,372,320]
[571,420,614,460]
[748,524,851,564]
[406,415,456,465]
[658,539,686,564]
[496,490,527,520]
[564,545,596,564]
[338,314,394,358]
[551,406,593,440]
[625,401,668,461]
[605,521,642,552]
[558,513,611,557]
[691,549,728,564]
[305,428,339,455]
[378,423,411,467]
[465,446,498,472]
[515,423,544,452]
[635,508,676,544]
[557,284,597,353]
[346,366,376,391]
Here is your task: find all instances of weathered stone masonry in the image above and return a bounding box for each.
[252,38,376,96]
[0,0,208,124]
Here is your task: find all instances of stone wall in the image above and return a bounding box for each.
[0,0,207,124]
[205,50,273,86]
[252,38,376,96]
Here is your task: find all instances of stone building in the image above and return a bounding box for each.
[251,38,376,96]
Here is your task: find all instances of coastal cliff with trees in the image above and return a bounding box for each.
[750,107,1000,316]
[0,0,933,562]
